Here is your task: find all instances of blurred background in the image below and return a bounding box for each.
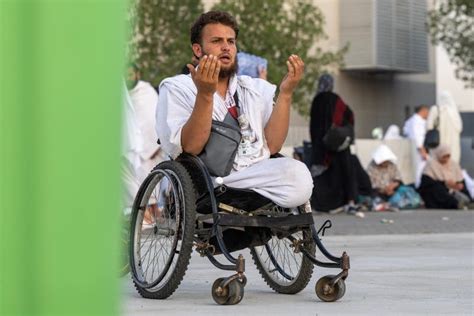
[127,0,473,174]
[1,0,472,315]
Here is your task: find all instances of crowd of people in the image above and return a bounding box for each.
[121,10,473,218]
[307,74,473,213]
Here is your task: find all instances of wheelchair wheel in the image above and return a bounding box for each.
[129,161,196,299]
[315,275,346,302]
[211,278,244,305]
[250,207,315,294]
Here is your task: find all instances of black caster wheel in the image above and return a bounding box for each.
[211,278,245,305]
[315,275,346,302]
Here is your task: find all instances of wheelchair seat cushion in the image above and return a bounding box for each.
[196,186,273,214]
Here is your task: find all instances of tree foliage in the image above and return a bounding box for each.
[128,0,346,116]
[427,0,474,87]
[211,0,346,117]
[127,0,204,86]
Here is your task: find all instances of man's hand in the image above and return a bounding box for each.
[279,55,304,95]
[446,180,464,191]
[181,55,220,155]
[187,55,221,95]
[264,55,304,154]
[419,147,428,160]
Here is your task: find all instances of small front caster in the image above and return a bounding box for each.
[315,275,346,302]
[212,277,244,305]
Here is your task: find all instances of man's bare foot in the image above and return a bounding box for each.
[143,204,163,226]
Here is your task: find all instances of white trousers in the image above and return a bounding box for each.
[221,157,313,208]
[415,154,426,188]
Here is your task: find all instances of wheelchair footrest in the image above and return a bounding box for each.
[217,213,314,228]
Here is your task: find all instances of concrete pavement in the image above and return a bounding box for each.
[313,209,474,235]
[122,211,474,315]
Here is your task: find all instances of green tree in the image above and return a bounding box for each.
[427,0,474,87]
[212,0,346,117]
[127,0,204,86]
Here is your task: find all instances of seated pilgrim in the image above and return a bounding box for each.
[366,145,402,201]
[418,144,472,209]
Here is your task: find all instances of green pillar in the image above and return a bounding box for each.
[0,1,125,315]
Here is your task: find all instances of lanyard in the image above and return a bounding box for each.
[225,90,239,120]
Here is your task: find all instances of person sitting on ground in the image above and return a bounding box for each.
[367,145,402,199]
[418,144,472,209]
[366,145,402,209]
[366,144,422,210]
[156,11,312,209]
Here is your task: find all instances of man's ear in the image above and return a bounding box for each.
[192,43,202,59]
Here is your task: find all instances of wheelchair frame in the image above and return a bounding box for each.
[129,153,350,305]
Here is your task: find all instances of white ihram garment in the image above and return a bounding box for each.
[129,80,165,181]
[122,82,143,209]
[156,74,312,208]
[403,113,427,187]
[427,91,463,163]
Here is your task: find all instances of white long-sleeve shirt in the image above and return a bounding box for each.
[155,74,276,173]
[403,113,426,149]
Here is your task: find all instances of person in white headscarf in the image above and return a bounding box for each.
[427,91,463,163]
[366,145,402,199]
[384,125,402,140]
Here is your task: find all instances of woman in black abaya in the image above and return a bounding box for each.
[310,74,363,213]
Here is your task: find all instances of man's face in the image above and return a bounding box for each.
[126,67,139,90]
[418,107,429,119]
[192,23,237,79]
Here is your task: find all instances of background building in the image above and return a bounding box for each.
[204,0,473,174]
[287,0,437,144]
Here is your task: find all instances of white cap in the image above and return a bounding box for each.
[215,177,224,185]
[372,144,397,165]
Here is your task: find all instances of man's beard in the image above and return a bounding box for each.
[200,50,238,79]
[219,57,238,79]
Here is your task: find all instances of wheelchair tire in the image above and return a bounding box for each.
[129,161,196,299]
[250,206,315,294]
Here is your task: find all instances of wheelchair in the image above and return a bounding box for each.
[129,153,350,305]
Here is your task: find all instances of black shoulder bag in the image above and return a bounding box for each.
[424,105,440,149]
[197,93,242,177]
[322,104,354,152]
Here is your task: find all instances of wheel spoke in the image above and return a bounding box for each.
[252,226,314,290]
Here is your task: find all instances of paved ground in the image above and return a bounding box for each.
[122,211,474,315]
[313,209,474,235]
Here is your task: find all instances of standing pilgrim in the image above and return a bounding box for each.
[403,105,430,187]
[126,63,165,182]
[309,74,359,213]
[427,91,463,163]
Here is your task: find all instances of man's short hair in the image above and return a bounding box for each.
[190,11,239,45]
[415,104,429,113]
